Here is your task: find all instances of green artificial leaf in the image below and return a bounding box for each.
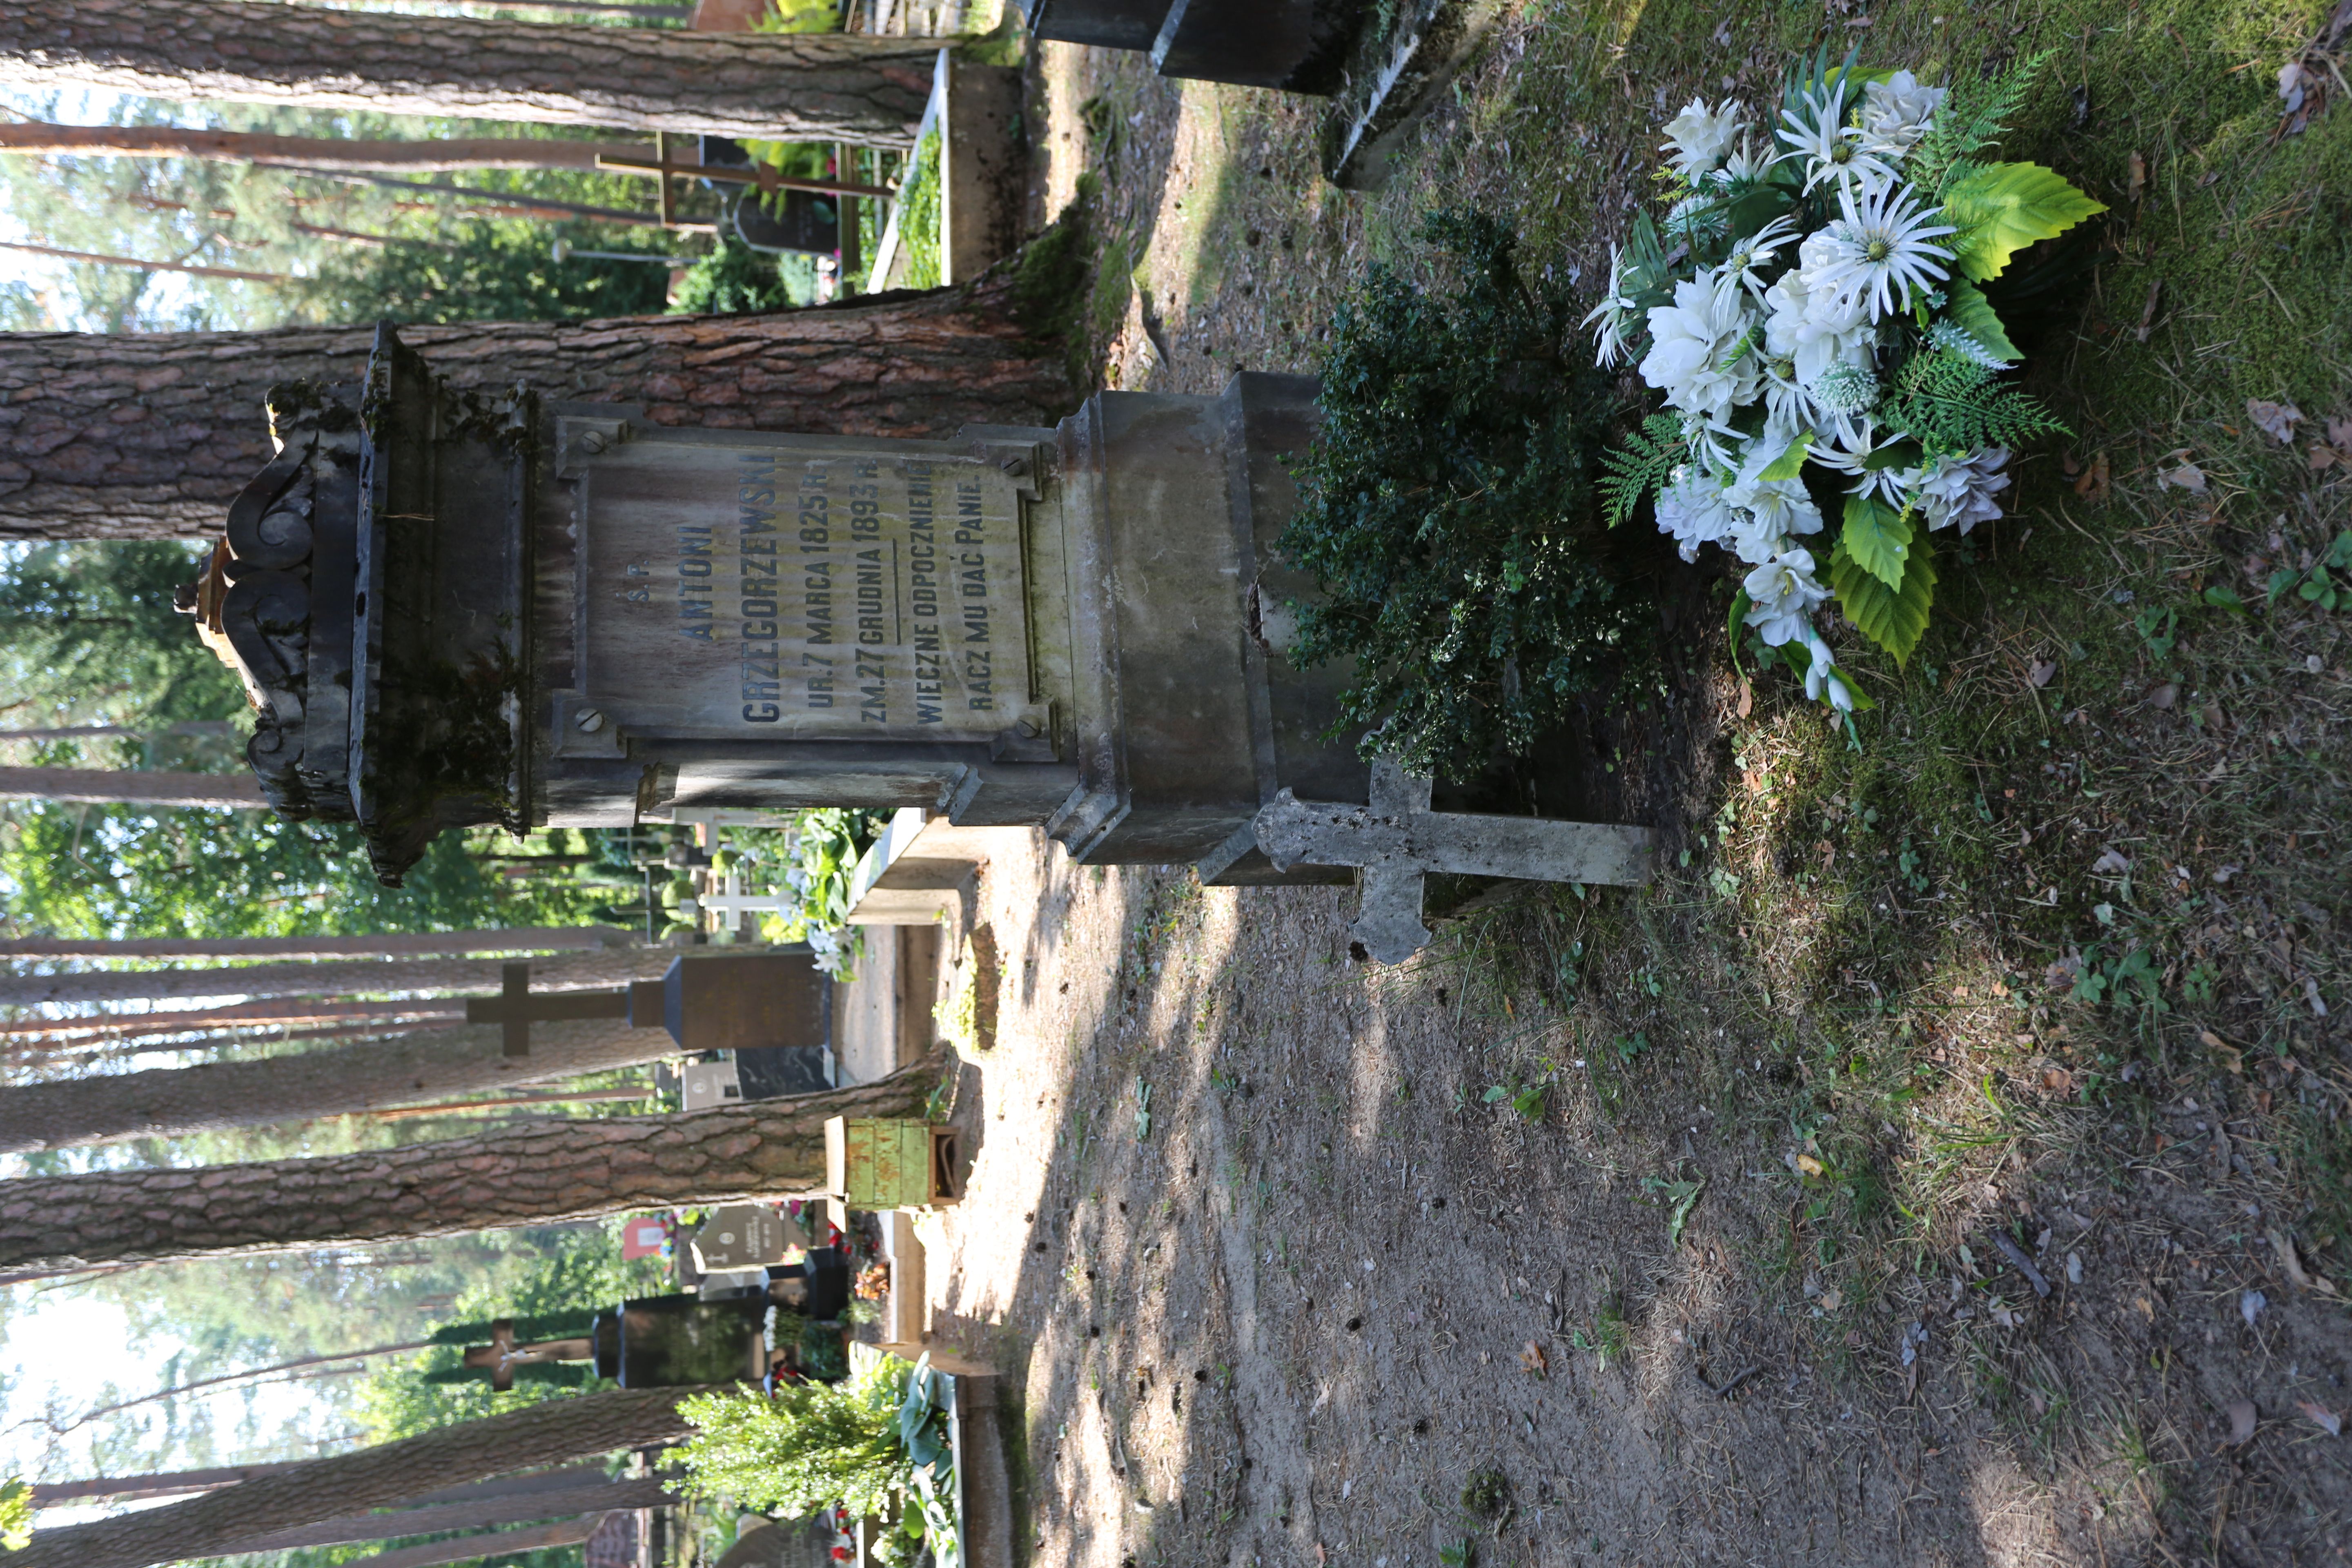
[1758,432,1812,481]
[1840,493,1915,590]
[1831,530,1937,666]
[1942,281,2021,362]
[1941,162,2107,282]
[1726,588,1753,671]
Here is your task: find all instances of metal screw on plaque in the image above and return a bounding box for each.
[998,455,1029,477]
[578,430,607,454]
[1014,717,1040,739]
[574,708,606,733]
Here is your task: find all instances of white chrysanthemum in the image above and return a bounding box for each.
[1801,628,1858,712]
[1912,446,2013,532]
[1723,440,1826,563]
[1654,466,1737,562]
[1721,214,1797,298]
[1764,264,1873,387]
[1807,178,1956,320]
[1742,548,1831,646]
[1857,70,1947,158]
[1662,98,1744,177]
[1775,82,1899,196]
[1638,270,1760,425]
[1581,243,1639,368]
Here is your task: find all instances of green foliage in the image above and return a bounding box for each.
[0,542,245,737]
[311,220,671,325]
[2266,529,2352,610]
[1882,348,2068,454]
[1280,210,1656,778]
[1838,494,1915,592]
[883,131,944,292]
[1830,530,1937,667]
[1598,414,1688,528]
[1942,281,2021,363]
[1,1477,32,1551]
[754,808,885,978]
[669,1362,911,1520]
[668,239,794,316]
[1940,161,2108,284]
[1907,50,2053,197]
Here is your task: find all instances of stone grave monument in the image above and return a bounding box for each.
[190,325,1651,962]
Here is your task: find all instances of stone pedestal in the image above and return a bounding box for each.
[201,328,1651,959]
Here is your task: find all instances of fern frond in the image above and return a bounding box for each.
[1912,50,2053,196]
[1599,414,1687,527]
[1883,348,2067,451]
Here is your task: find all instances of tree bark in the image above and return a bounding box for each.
[0,943,678,1009]
[0,929,633,960]
[5,1386,699,1568]
[0,1056,934,1276]
[0,766,263,806]
[218,1477,673,1554]
[0,998,463,1040]
[0,1011,690,1153]
[0,0,935,143]
[33,1464,610,1510]
[0,120,650,173]
[0,270,1074,542]
[334,1518,601,1568]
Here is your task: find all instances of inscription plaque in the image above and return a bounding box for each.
[576,432,1032,745]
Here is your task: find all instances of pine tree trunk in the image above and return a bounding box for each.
[0,1056,934,1277]
[218,1477,673,1554]
[0,120,648,172]
[0,271,1073,542]
[0,943,677,1009]
[0,1005,697,1155]
[5,1386,701,1568]
[0,929,632,960]
[0,0,936,143]
[0,766,263,807]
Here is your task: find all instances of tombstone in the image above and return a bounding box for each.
[680,1054,743,1110]
[195,327,1652,962]
[592,1293,769,1387]
[688,1203,799,1272]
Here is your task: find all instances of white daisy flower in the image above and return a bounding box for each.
[1713,130,1773,187]
[1662,98,1744,178]
[1811,423,1902,503]
[1654,466,1737,562]
[1764,263,1873,387]
[1775,82,1899,197]
[1742,548,1831,646]
[1807,178,1956,321]
[1721,214,1798,298]
[1639,269,1761,425]
[1912,446,2013,532]
[1857,71,1947,158]
[1581,243,1639,368]
[1682,411,1749,479]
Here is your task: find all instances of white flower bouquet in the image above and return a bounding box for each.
[1586,49,2105,712]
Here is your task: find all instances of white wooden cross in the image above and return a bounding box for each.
[689,871,793,929]
[1250,759,1657,964]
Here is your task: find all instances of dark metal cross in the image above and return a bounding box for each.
[464,962,662,1058]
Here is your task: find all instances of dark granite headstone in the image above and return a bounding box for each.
[733,1044,833,1099]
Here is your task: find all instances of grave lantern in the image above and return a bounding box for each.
[193,325,1654,961]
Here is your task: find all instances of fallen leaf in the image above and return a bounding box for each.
[1795,1153,1824,1176]
[2029,659,2058,688]
[2228,1397,2258,1444]
[2242,1288,2268,1327]
[2280,60,2309,110]
[2269,1227,2342,1295]
[2160,460,2208,492]
[2092,848,2133,875]
[1818,1287,1842,1311]
[2248,397,2305,443]
[2073,451,2111,501]
[1520,1340,1549,1377]
[2149,682,2178,709]
[2127,149,2147,200]
[2330,415,2352,448]
[2300,1400,2344,1437]
[2312,444,2339,471]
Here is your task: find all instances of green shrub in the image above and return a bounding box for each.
[669,1363,910,1520]
[1278,210,1657,779]
[668,239,794,316]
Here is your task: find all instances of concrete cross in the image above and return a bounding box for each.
[462,961,641,1059]
[689,871,793,930]
[1250,759,1657,964]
